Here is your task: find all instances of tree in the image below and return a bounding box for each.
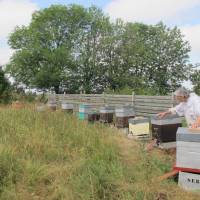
[7,4,192,95]
[74,6,113,93]
[95,21,191,95]
[190,64,200,95]
[117,22,191,95]
[0,67,11,103]
[7,4,88,93]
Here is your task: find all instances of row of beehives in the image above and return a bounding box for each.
[41,101,200,191]
[45,101,136,128]
[45,101,184,143]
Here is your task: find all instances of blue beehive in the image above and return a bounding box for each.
[78,104,92,120]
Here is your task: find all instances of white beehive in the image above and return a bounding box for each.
[176,127,200,170]
[179,171,200,191]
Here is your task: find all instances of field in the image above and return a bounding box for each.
[0,107,199,200]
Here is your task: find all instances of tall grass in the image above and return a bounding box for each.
[0,107,199,199]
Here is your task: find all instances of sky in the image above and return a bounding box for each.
[0,0,200,68]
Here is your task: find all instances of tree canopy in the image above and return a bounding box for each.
[7,4,192,94]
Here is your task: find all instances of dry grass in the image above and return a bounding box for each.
[0,106,199,199]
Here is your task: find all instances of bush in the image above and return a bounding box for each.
[0,68,12,104]
[104,85,159,95]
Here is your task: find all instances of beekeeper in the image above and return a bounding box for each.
[158,87,200,128]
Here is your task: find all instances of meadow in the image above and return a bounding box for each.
[0,107,199,200]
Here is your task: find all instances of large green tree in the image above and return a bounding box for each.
[7,4,192,95]
[7,4,88,93]
[116,22,191,94]
[74,6,112,93]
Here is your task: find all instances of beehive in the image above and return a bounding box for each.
[36,105,46,112]
[129,117,150,136]
[88,110,100,122]
[47,99,57,111]
[178,171,200,191]
[61,101,74,113]
[176,127,200,170]
[151,115,182,143]
[78,104,93,120]
[115,106,135,128]
[99,106,114,123]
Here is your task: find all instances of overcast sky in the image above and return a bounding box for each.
[1,0,200,66]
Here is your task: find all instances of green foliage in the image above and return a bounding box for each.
[104,85,163,95]
[7,5,88,94]
[0,150,22,192]
[8,87,36,103]
[0,68,12,104]
[7,4,191,95]
[104,85,134,95]
[116,22,190,94]
[70,146,125,199]
[36,93,48,104]
[23,92,37,102]
[190,66,200,95]
[74,6,113,93]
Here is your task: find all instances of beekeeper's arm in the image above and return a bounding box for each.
[157,103,184,119]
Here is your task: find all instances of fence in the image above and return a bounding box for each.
[49,93,176,117]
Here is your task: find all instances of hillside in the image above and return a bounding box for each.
[0,107,199,200]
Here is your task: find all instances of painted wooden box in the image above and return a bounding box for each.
[115,106,135,128]
[47,99,57,111]
[129,117,150,136]
[179,171,200,191]
[78,104,93,120]
[88,110,100,122]
[61,101,74,113]
[151,115,182,143]
[176,127,200,170]
[100,106,115,123]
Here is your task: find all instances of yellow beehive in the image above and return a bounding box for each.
[129,117,150,136]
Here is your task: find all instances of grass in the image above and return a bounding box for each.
[0,107,199,200]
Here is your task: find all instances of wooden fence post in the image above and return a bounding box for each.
[103,92,106,104]
[171,92,175,107]
[132,91,135,107]
[80,90,82,103]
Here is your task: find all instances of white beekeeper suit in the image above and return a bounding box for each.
[169,93,200,127]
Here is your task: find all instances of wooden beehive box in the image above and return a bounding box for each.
[115,106,135,128]
[79,104,96,120]
[151,115,182,143]
[179,171,200,191]
[176,127,200,170]
[61,101,74,113]
[129,117,150,136]
[88,110,100,122]
[99,106,115,123]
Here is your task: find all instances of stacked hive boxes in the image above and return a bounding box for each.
[99,106,115,123]
[151,115,182,146]
[175,127,200,191]
[88,110,100,122]
[115,106,135,128]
